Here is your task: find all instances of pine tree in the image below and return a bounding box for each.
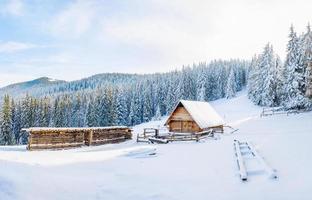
[0,95,13,145]
[86,98,97,127]
[259,43,276,106]
[283,25,309,109]
[106,88,116,126]
[275,55,285,105]
[115,89,128,126]
[154,104,161,120]
[247,44,281,107]
[196,68,206,101]
[225,67,236,99]
[129,85,142,125]
[142,84,153,122]
[303,23,312,99]
[247,55,260,103]
[12,102,22,144]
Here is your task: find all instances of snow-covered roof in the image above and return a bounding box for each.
[166,100,224,129]
[22,126,129,132]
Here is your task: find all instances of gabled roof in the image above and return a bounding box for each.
[165,100,224,129]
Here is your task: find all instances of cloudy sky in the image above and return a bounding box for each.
[0,0,311,87]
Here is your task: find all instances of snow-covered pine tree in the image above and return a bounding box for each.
[71,94,82,127]
[274,55,285,105]
[156,80,167,116]
[12,101,22,144]
[180,66,196,100]
[97,89,108,126]
[153,104,161,120]
[165,72,181,113]
[0,95,13,145]
[247,55,260,102]
[142,81,154,122]
[303,24,312,99]
[215,64,225,99]
[107,88,117,126]
[86,97,98,127]
[196,67,206,101]
[247,44,281,107]
[20,94,33,143]
[259,43,276,106]
[283,25,309,109]
[34,98,42,127]
[115,88,128,126]
[225,67,237,99]
[129,85,142,125]
[53,97,67,127]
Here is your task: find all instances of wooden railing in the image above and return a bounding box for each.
[260,107,304,117]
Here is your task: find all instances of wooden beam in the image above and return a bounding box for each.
[234,140,248,181]
[88,130,93,146]
[247,142,277,179]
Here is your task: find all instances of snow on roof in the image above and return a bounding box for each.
[22,126,129,132]
[166,100,224,129]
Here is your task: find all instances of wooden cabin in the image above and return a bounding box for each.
[23,126,132,150]
[165,100,224,133]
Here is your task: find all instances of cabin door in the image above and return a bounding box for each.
[182,121,193,132]
[170,121,194,132]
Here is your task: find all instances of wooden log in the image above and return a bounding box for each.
[234,140,248,181]
[149,137,169,144]
[88,130,93,146]
[29,142,85,150]
[26,127,132,150]
[90,136,127,145]
[247,142,277,179]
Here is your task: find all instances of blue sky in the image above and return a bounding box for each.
[0,0,312,87]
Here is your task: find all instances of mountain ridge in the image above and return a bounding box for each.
[0,73,145,98]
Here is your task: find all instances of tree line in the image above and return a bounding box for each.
[248,24,312,109]
[0,60,247,145]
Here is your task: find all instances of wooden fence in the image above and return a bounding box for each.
[23,127,132,150]
[137,128,216,143]
[260,107,301,117]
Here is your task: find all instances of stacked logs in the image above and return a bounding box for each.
[23,127,132,150]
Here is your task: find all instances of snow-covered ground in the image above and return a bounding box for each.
[1,91,312,200]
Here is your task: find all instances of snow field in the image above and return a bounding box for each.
[0,91,312,200]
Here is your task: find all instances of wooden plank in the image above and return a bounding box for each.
[149,137,169,144]
[247,142,277,179]
[26,127,132,150]
[29,142,85,150]
[88,130,93,146]
[234,140,248,181]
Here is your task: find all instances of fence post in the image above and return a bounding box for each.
[88,130,93,146]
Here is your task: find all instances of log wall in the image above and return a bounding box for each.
[166,104,224,133]
[25,127,132,150]
[167,105,202,133]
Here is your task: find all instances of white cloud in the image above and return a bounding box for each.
[47,0,97,38]
[0,41,38,53]
[1,0,312,86]
[1,0,24,16]
[101,0,312,66]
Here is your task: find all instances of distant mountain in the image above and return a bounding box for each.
[0,77,66,98]
[2,77,65,89]
[0,73,143,99]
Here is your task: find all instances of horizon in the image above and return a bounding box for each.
[0,60,248,88]
[0,0,312,87]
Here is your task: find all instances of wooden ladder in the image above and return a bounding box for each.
[234,140,278,181]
